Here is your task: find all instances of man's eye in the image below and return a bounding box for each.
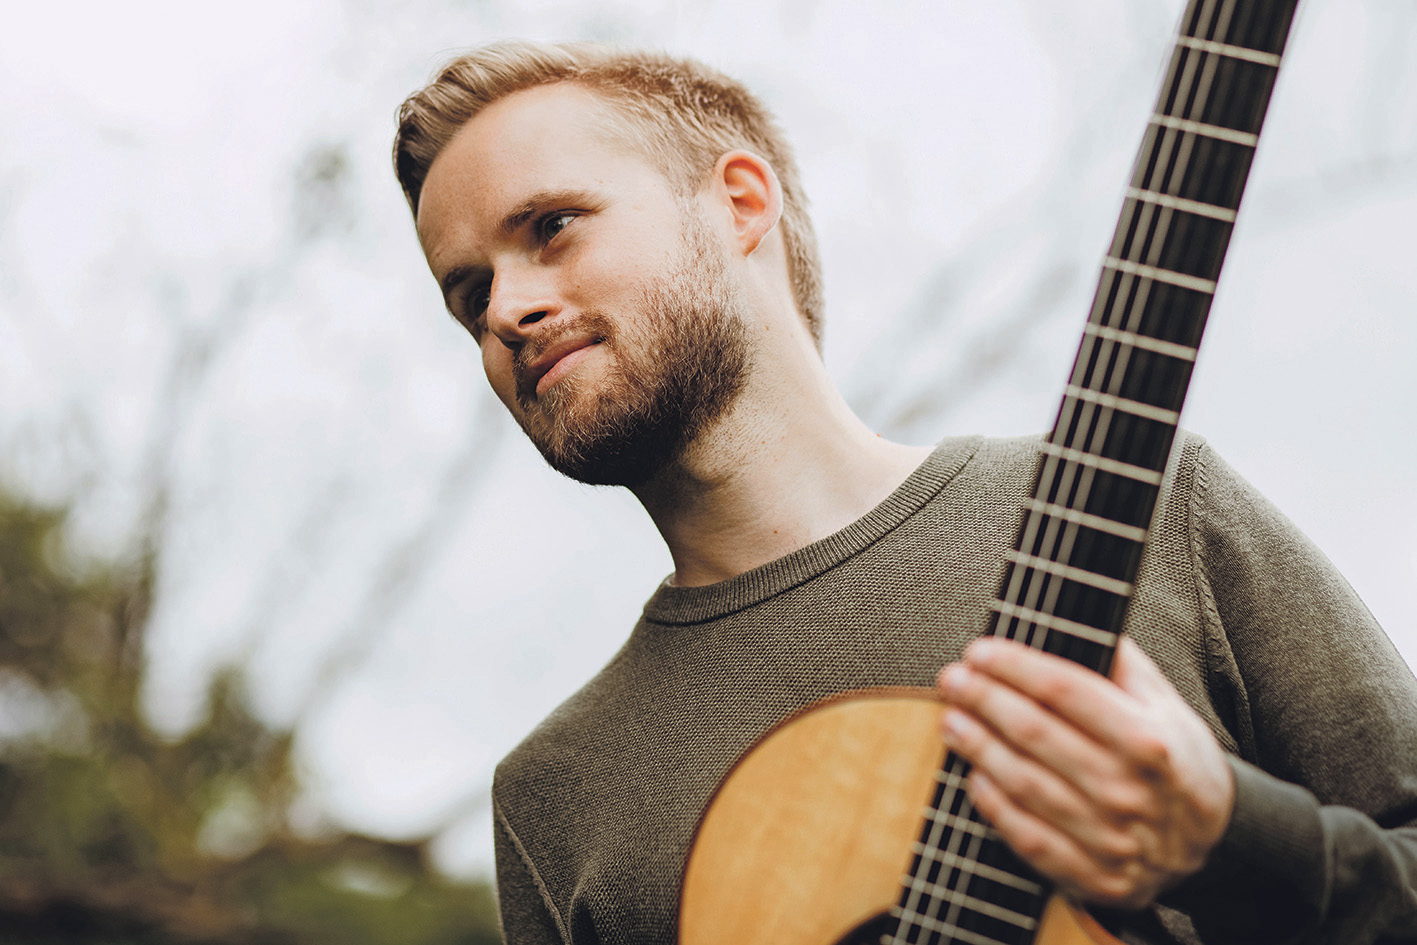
[461,286,491,338]
[538,212,576,243]
[468,285,491,314]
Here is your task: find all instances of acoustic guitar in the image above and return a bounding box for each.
[680,1,1300,943]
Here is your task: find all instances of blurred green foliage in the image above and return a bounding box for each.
[0,492,501,944]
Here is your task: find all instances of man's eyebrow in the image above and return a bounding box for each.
[440,189,598,303]
[440,264,480,304]
[497,189,595,238]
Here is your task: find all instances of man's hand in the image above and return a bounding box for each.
[936,636,1234,910]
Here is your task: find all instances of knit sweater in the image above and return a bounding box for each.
[491,434,1417,944]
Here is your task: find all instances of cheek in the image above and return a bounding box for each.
[481,344,518,409]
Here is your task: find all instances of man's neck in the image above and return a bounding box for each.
[632,374,931,588]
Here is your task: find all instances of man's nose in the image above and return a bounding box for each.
[486,266,560,348]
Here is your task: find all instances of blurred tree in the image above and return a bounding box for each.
[0,491,500,945]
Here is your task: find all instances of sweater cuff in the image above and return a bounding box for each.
[1161,756,1326,942]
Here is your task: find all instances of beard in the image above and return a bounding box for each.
[508,216,751,487]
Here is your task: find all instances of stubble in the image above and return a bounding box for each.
[510,215,751,487]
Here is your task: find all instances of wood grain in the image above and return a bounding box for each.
[679,689,1118,945]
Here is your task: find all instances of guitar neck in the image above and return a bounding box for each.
[1006,0,1301,676]
[893,2,1301,943]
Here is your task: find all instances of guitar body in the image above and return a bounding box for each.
[679,690,1121,945]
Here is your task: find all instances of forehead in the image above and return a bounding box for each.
[415,84,665,253]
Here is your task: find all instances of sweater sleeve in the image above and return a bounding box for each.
[1166,443,1417,944]
[494,795,571,945]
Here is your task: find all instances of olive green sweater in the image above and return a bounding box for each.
[492,434,1417,944]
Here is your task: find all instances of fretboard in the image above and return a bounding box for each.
[890,2,1300,943]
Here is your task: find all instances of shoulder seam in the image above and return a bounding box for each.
[1186,439,1224,684]
[1184,438,1254,759]
[495,796,573,945]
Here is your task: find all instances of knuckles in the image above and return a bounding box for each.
[1125,729,1173,772]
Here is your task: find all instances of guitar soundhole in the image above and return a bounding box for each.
[832,910,895,945]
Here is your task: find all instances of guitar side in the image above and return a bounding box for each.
[679,690,1120,945]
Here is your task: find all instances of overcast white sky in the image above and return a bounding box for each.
[2,0,1413,877]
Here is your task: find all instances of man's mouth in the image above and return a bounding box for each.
[519,334,603,400]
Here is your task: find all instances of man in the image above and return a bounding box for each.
[394,42,1417,944]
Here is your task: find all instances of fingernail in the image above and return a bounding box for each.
[942,709,975,742]
[940,665,970,697]
[968,638,1000,664]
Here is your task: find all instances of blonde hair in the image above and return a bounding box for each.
[393,41,825,346]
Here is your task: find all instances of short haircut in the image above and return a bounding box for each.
[393,41,825,346]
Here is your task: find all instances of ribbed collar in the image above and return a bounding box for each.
[641,436,981,626]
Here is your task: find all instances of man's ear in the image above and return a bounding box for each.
[711,150,782,257]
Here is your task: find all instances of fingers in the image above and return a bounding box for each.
[963,770,1154,909]
[940,702,1163,906]
[939,662,1133,801]
[948,637,1173,771]
[935,635,1234,908]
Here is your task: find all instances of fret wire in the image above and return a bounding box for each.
[1159,7,1230,262]
[1028,0,1243,667]
[1177,3,1230,137]
[1000,448,1099,647]
[1149,112,1258,147]
[991,599,1121,647]
[1103,256,1217,295]
[908,843,1046,895]
[1064,0,1234,547]
[910,760,999,939]
[941,814,993,938]
[1023,499,1148,542]
[1175,34,1281,67]
[935,762,970,792]
[1064,384,1181,425]
[898,758,987,944]
[1006,551,1133,596]
[1124,186,1236,222]
[1083,322,1198,363]
[920,806,994,840]
[917,3,1298,938]
[1039,442,1165,485]
[890,907,1028,945]
[998,450,1071,638]
[897,876,1040,929]
[1190,0,1223,45]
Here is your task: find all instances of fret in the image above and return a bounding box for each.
[1148,113,1259,147]
[898,876,1040,929]
[1039,442,1164,486]
[1185,0,1299,57]
[1083,322,1198,363]
[890,907,1032,945]
[1063,384,1181,425]
[1103,256,1218,295]
[887,914,1011,945]
[1022,499,1148,542]
[1005,551,1133,597]
[888,3,1301,941]
[919,806,994,840]
[1124,186,1236,223]
[907,844,1045,896]
[934,762,971,791]
[991,600,1120,648]
[1175,34,1282,68]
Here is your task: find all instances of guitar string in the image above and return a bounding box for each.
[906,1,1286,940]
[902,2,1256,941]
[1020,0,1223,631]
[890,757,992,945]
[993,0,1212,642]
[1026,0,1237,633]
[1005,0,1236,660]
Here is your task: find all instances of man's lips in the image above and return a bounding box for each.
[522,335,601,398]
